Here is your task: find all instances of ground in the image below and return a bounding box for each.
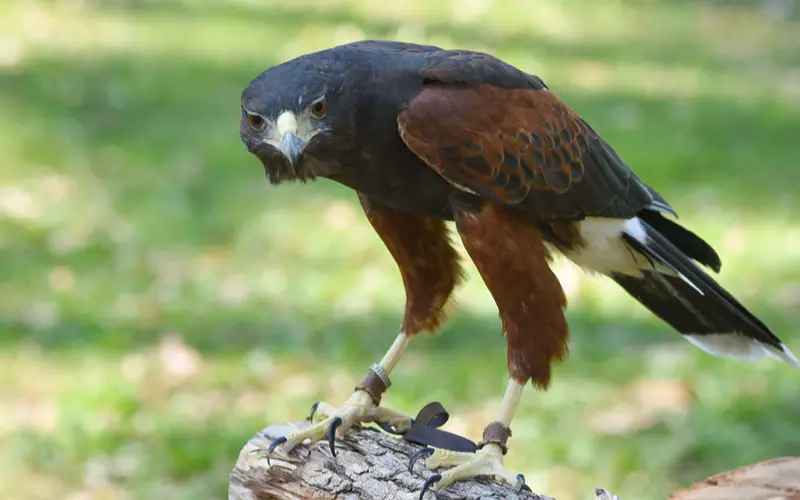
[1,0,799,499]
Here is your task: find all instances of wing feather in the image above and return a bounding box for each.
[398,80,656,220]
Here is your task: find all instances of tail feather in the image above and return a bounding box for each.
[615,216,799,369]
[637,210,721,272]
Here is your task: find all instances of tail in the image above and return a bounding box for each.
[614,211,799,369]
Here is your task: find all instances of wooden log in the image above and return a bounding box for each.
[228,420,563,500]
[229,420,799,500]
[669,457,800,500]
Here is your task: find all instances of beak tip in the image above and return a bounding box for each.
[279,132,305,166]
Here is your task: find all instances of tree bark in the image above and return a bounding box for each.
[669,457,800,500]
[228,420,560,500]
[229,420,799,500]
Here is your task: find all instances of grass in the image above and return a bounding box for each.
[1,0,799,499]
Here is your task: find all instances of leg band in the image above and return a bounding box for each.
[477,421,512,455]
[355,363,391,405]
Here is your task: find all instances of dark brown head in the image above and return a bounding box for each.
[240,41,451,187]
[239,52,358,184]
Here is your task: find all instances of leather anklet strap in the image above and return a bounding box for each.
[355,363,390,405]
[401,402,479,453]
[477,421,512,455]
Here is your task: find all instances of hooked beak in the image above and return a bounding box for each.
[278,132,305,167]
[272,111,305,167]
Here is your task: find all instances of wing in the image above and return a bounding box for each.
[397,54,667,220]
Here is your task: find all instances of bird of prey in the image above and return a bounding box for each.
[239,40,798,496]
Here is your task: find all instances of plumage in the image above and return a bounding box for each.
[397,83,655,220]
[240,39,798,495]
[357,193,463,336]
[449,196,568,388]
[615,217,787,359]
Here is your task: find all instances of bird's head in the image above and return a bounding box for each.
[240,57,353,184]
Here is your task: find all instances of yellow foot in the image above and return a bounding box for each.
[410,444,527,498]
[266,389,412,462]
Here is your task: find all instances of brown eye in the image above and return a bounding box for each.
[247,113,265,130]
[310,98,327,119]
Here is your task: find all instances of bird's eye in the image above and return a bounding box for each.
[310,98,327,119]
[247,113,266,130]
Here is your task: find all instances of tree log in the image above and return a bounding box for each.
[229,420,799,500]
[228,420,571,500]
[669,457,800,500]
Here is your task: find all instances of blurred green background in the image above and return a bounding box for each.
[1,0,799,499]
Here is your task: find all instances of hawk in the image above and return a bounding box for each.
[239,40,798,496]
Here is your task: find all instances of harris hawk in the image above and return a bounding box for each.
[239,40,799,495]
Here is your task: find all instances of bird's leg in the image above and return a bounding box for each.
[268,194,462,462]
[411,379,528,496]
[409,196,569,496]
[310,331,410,423]
[308,331,416,433]
[269,332,414,458]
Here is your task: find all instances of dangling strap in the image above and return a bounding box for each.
[397,401,478,453]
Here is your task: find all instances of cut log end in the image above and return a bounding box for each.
[669,456,800,500]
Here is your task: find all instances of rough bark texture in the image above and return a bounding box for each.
[229,420,798,500]
[228,420,554,500]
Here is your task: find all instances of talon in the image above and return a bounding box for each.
[517,473,528,493]
[328,416,342,457]
[308,401,320,421]
[266,436,287,467]
[419,473,441,499]
[408,447,434,473]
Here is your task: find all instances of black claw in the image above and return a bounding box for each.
[517,473,530,493]
[419,473,441,499]
[328,416,342,457]
[308,401,320,421]
[408,447,434,473]
[265,436,287,467]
